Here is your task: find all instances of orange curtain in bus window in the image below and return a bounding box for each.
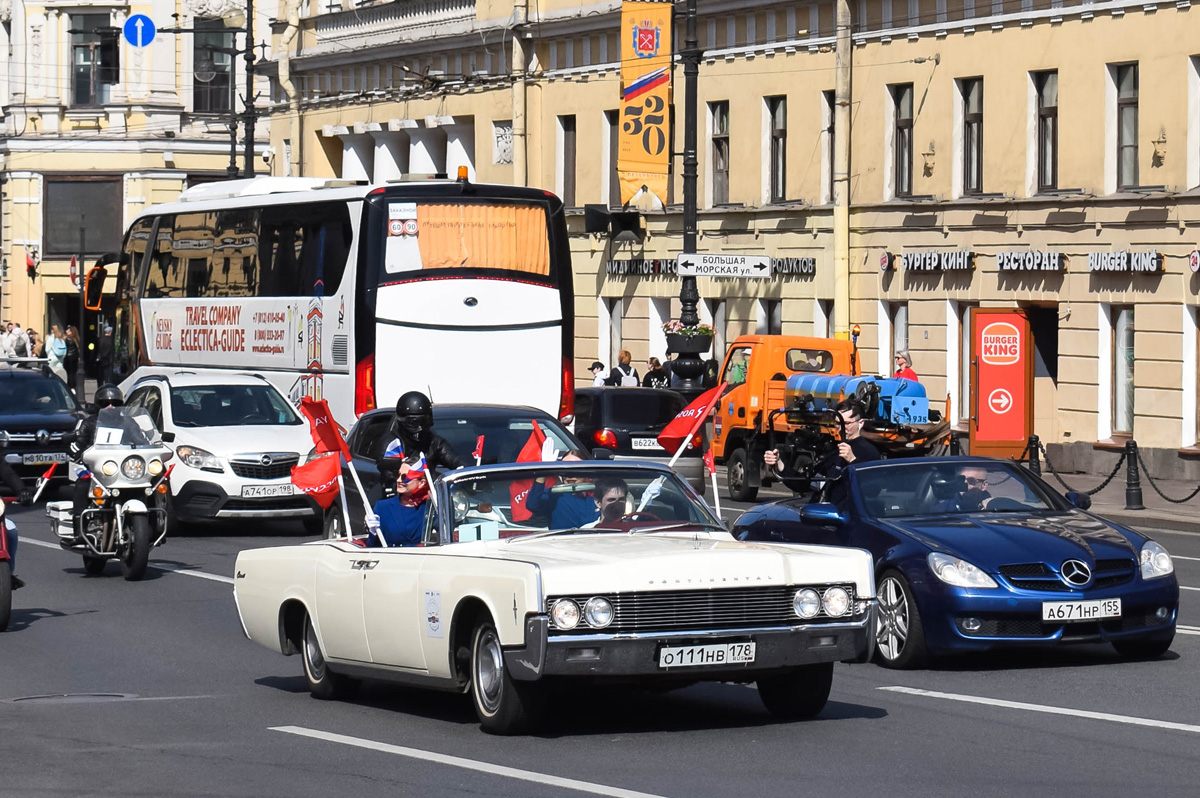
[618,0,672,207]
[415,203,550,275]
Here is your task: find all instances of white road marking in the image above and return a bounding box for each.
[879,686,1200,734]
[1181,586,1200,592]
[1172,555,1200,561]
[1177,626,1200,636]
[271,726,671,798]
[20,538,234,584]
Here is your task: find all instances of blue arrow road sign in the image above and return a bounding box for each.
[123,14,156,48]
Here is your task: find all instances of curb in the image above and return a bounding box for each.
[1091,506,1200,536]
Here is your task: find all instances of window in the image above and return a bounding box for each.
[892,84,914,198]
[823,90,836,204]
[193,18,234,114]
[558,115,577,207]
[1112,306,1134,433]
[958,303,977,422]
[145,203,351,299]
[766,96,787,203]
[1116,64,1139,189]
[723,345,752,386]
[1035,71,1058,191]
[70,14,120,106]
[962,78,983,194]
[44,179,122,255]
[890,302,909,369]
[756,299,782,334]
[710,100,730,205]
[606,110,621,208]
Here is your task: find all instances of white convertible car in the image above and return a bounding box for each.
[233,461,876,734]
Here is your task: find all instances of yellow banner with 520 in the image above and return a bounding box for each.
[618,0,672,207]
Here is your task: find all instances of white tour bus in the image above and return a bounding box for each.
[107,175,576,428]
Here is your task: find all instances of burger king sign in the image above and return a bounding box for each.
[974,313,1029,450]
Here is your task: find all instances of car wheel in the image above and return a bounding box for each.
[1112,636,1174,660]
[727,448,758,502]
[757,662,834,720]
[470,619,544,735]
[82,556,107,576]
[0,560,12,632]
[302,614,359,700]
[321,510,343,540]
[120,515,152,581]
[875,570,929,669]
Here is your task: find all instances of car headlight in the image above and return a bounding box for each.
[793,588,821,619]
[822,587,851,617]
[928,552,998,588]
[100,460,119,476]
[1140,541,1174,580]
[147,459,164,476]
[176,445,223,473]
[583,597,614,628]
[121,456,146,480]
[550,599,580,630]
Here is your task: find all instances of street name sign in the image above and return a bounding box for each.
[676,253,772,278]
[123,15,156,48]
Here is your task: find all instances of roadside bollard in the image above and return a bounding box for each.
[949,434,961,456]
[1027,435,1041,476]
[1125,440,1144,511]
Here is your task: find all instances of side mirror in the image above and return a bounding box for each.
[84,265,108,311]
[1065,491,1091,511]
[591,448,613,460]
[160,431,176,444]
[800,502,846,526]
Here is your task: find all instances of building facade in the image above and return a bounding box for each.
[267,0,1200,466]
[0,0,271,349]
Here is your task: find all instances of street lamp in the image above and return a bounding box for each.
[672,0,705,393]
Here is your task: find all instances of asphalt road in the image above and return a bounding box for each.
[3,497,1198,798]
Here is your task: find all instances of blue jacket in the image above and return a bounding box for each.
[527,482,599,529]
[368,497,429,547]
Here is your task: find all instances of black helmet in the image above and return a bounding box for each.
[395,391,432,418]
[94,384,124,408]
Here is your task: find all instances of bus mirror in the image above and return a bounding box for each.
[84,266,108,311]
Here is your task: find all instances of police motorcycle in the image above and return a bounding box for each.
[47,406,171,580]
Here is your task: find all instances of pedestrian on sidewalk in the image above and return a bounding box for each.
[64,326,82,387]
[642,357,670,388]
[589,361,607,387]
[44,326,69,383]
[894,350,919,381]
[607,350,639,386]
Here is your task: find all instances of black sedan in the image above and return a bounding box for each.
[1,368,83,493]
[323,404,588,538]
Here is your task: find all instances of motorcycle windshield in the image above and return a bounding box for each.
[94,406,160,449]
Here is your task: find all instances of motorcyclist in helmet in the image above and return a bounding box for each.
[377,391,466,481]
[69,384,124,538]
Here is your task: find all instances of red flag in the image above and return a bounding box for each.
[509,421,547,522]
[703,448,716,476]
[299,397,351,462]
[657,383,727,453]
[69,256,78,286]
[41,462,59,480]
[26,252,35,268]
[291,454,341,510]
[472,435,485,462]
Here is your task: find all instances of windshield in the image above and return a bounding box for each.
[854,461,1066,518]
[441,465,721,543]
[169,385,301,427]
[605,392,684,430]
[436,416,580,465]
[2,377,77,414]
[94,406,160,448]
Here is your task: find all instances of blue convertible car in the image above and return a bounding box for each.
[732,457,1178,669]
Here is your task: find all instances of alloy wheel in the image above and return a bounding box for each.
[474,627,504,714]
[305,621,327,681]
[876,575,910,661]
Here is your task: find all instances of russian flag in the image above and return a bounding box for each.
[622,66,669,101]
[383,437,405,459]
[402,454,427,482]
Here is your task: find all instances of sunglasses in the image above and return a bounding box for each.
[964,476,987,487]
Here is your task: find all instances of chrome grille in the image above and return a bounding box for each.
[1001,558,1136,591]
[230,455,299,480]
[545,585,857,634]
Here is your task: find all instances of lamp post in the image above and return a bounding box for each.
[77,218,88,399]
[671,0,706,394]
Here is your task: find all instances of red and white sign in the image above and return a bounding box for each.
[1189,250,1200,273]
[974,312,1030,447]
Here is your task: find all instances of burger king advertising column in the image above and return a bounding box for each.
[970,310,1034,458]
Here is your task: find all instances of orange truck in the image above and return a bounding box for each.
[710,334,950,500]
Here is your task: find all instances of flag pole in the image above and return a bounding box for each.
[31,462,58,504]
[710,466,721,518]
[335,469,353,540]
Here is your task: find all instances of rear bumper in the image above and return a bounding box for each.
[503,610,874,681]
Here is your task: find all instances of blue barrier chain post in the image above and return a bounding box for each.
[1124,440,1144,510]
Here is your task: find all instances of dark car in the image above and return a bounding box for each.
[0,368,83,492]
[325,404,588,538]
[731,456,1179,669]
[573,387,705,493]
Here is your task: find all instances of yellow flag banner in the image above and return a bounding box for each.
[618,0,672,207]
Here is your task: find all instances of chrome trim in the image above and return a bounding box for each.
[545,616,872,645]
[215,508,313,519]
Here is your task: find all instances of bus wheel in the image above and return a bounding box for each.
[727,448,758,502]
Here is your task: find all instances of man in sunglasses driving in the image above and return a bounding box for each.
[932,465,995,512]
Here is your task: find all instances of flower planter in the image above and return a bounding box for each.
[666,333,712,355]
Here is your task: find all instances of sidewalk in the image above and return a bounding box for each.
[1034,461,1200,535]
